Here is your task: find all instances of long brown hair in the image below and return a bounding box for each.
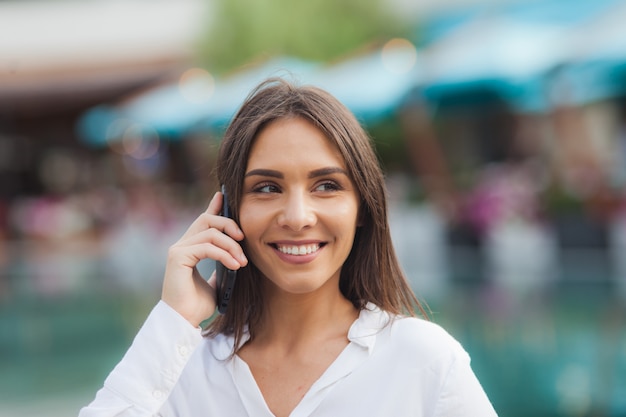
[206,77,427,349]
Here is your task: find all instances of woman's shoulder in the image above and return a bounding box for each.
[388,316,469,377]
[363,306,468,364]
[391,315,463,352]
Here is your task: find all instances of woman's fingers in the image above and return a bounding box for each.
[160,191,246,326]
[180,192,244,242]
[169,232,247,271]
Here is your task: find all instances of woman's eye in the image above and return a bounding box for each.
[315,181,341,192]
[254,183,280,193]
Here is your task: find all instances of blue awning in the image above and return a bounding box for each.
[418,0,625,112]
[77,0,626,147]
[420,16,568,112]
[549,0,626,105]
[77,45,423,147]
[77,57,319,146]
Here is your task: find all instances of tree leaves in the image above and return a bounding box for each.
[197,0,411,75]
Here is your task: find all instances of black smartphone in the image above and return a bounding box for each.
[215,185,238,315]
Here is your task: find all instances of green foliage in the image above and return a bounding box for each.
[198,0,411,74]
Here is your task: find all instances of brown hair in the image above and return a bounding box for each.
[206,77,427,349]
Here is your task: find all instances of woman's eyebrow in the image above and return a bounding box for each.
[308,167,349,178]
[244,167,348,179]
[245,169,283,178]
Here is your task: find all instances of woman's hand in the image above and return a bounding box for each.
[161,191,247,327]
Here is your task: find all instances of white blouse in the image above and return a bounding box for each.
[79,301,498,417]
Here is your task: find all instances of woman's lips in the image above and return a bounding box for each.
[276,243,320,255]
[270,242,326,263]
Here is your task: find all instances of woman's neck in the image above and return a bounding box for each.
[252,284,359,353]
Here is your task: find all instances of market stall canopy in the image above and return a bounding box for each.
[78,41,422,146]
[419,0,622,112]
[313,40,422,123]
[420,16,568,112]
[78,57,319,146]
[550,0,626,105]
[77,0,626,147]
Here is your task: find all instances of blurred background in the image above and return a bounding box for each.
[1,0,626,415]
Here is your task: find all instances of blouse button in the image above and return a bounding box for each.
[153,389,164,400]
[177,345,190,357]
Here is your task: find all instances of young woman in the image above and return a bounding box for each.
[80,78,498,416]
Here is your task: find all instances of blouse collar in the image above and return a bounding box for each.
[209,302,392,361]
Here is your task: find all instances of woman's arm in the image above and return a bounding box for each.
[78,301,203,417]
[432,348,499,417]
[79,192,247,416]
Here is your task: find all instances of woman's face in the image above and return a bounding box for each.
[239,116,360,297]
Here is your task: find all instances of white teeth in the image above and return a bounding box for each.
[277,244,320,255]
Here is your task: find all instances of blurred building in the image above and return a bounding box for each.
[0,0,206,201]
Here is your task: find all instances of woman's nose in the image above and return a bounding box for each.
[277,191,317,231]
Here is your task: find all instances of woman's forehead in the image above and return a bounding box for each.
[246,117,346,169]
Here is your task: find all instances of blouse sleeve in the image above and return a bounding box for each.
[78,301,204,417]
[432,347,499,417]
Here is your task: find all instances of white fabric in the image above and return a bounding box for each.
[79,301,498,417]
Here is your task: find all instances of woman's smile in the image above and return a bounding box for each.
[268,241,327,266]
[272,242,323,256]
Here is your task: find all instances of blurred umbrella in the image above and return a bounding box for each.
[418,0,624,112]
[420,15,568,112]
[186,57,319,131]
[77,57,319,146]
[78,43,423,147]
[551,0,626,105]
[312,39,422,124]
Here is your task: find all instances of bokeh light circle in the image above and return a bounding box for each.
[179,67,215,104]
[381,38,418,74]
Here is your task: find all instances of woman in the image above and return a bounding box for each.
[80,78,497,416]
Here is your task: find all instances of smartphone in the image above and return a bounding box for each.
[215,185,238,315]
